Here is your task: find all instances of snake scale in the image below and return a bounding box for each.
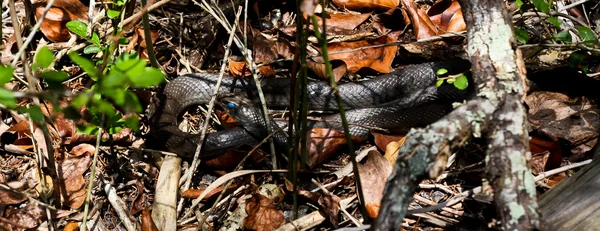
[149,60,473,158]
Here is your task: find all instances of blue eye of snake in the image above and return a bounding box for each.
[226,102,236,109]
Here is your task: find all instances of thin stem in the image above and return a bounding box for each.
[140,0,160,68]
[81,115,104,231]
[310,11,367,218]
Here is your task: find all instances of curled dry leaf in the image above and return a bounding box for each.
[317,192,341,227]
[306,59,347,81]
[55,143,94,209]
[530,136,563,171]
[427,0,466,33]
[203,145,267,169]
[244,194,285,231]
[34,0,88,42]
[326,35,397,74]
[332,0,399,11]
[525,91,600,154]
[400,0,439,40]
[357,150,392,218]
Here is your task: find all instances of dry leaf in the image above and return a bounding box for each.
[0,203,45,230]
[358,150,392,218]
[525,91,600,154]
[306,59,347,81]
[400,0,439,40]
[244,194,285,231]
[305,128,364,168]
[530,136,563,170]
[332,0,399,11]
[313,13,372,30]
[0,181,29,205]
[63,222,79,231]
[55,143,94,209]
[181,184,238,200]
[427,0,465,33]
[141,208,159,231]
[317,192,341,227]
[34,0,88,42]
[327,35,397,74]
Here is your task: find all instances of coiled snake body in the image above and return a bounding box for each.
[150,60,472,158]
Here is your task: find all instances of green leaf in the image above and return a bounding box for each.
[42,71,70,82]
[76,124,99,135]
[515,0,523,9]
[547,17,561,29]
[26,105,45,123]
[514,27,530,44]
[576,26,596,42]
[0,65,14,84]
[102,72,128,88]
[129,67,165,88]
[104,88,126,106]
[115,59,146,77]
[0,89,16,108]
[83,45,101,54]
[90,31,101,46]
[33,46,55,70]
[68,52,98,80]
[436,68,448,76]
[435,79,444,87]
[568,51,588,69]
[66,21,101,46]
[123,91,142,113]
[453,75,468,90]
[124,116,139,132]
[107,9,121,19]
[554,31,572,42]
[71,94,90,109]
[66,21,88,38]
[532,0,550,14]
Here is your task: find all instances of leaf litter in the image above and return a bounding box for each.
[1,0,599,230]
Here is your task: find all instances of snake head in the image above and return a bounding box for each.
[218,94,268,136]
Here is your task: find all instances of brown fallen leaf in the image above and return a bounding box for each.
[244,194,285,231]
[141,207,159,231]
[427,0,465,33]
[305,128,363,168]
[525,91,600,154]
[332,0,399,11]
[63,222,80,231]
[317,192,341,227]
[372,8,411,35]
[55,143,94,209]
[306,59,348,81]
[530,136,563,171]
[400,0,439,40]
[0,202,45,230]
[204,145,267,169]
[34,0,88,42]
[0,181,30,206]
[312,13,372,30]
[358,150,392,218]
[326,35,397,74]
[371,132,405,152]
[126,26,160,60]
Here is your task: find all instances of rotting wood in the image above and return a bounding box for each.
[539,158,600,231]
[373,0,541,230]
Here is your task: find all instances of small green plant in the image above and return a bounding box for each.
[435,68,469,90]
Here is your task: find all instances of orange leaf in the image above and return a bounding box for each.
[327,35,397,74]
[34,0,88,42]
[244,194,285,231]
[332,0,399,11]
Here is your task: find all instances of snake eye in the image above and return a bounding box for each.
[226,102,236,109]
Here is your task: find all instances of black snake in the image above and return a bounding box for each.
[149,60,473,158]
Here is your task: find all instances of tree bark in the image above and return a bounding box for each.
[373,0,542,230]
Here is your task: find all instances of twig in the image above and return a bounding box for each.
[176,6,242,217]
[557,0,590,12]
[103,181,138,231]
[534,159,592,181]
